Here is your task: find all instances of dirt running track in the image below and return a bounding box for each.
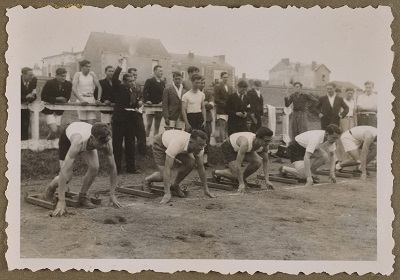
[20,160,376,260]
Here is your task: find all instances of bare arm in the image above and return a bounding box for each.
[181,100,191,131]
[72,72,85,103]
[52,135,82,216]
[91,72,102,103]
[104,142,122,208]
[201,98,206,127]
[261,147,274,189]
[235,137,249,192]
[329,151,337,183]
[195,154,215,197]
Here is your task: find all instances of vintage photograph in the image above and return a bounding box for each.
[5,5,394,274]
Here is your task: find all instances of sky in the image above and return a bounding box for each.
[7,5,393,94]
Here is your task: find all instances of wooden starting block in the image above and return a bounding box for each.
[206,177,261,189]
[256,175,298,184]
[314,170,353,178]
[367,166,377,172]
[323,169,361,177]
[25,191,102,210]
[116,184,158,198]
[193,180,234,191]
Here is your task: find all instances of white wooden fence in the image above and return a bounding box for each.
[21,101,288,151]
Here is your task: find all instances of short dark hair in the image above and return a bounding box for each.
[153,65,162,71]
[190,129,208,142]
[254,80,262,87]
[187,66,199,74]
[79,60,91,68]
[293,82,303,87]
[122,73,133,81]
[173,71,182,78]
[326,82,336,88]
[191,73,203,82]
[91,122,111,141]
[21,67,32,74]
[364,81,374,87]
[335,88,342,93]
[237,80,248,88]
[220,72,228,78]
[325,124,342,135]
[105,65,114,72]
[55,68,67,76]
[345,87,354,92]
[127,68,137,74]
[255,127,274,138]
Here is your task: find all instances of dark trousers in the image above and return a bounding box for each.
[112,119,136,173]
[187,112,204,131]
[250,114,262,133]
[228,118,247,136]
[357,114,377,128]
[21,109,30,140]
[132,111,147,154]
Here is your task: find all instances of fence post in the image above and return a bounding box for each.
[28,101,42,150]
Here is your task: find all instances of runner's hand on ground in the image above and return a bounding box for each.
[109,195,122,208]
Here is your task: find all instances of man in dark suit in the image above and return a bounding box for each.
[21,67,37,140]
[226,80,250,136]
[128,67,147,155]
[95,66,116,126]
[163,71,185,130]
[41,67,72,140]
[247,80,264,133]
[112,59,140,174]
[315,82,349,130]
[214,72,233,142]
[143,65,165,137]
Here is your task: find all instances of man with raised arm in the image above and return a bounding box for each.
[43,122,122,217]
[213,127,275,193]
[335,126,377,180]
[279,124,342,187]
[143,129,215,204]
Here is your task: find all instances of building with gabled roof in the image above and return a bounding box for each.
[269,58,331,89]
[82,32,173,84]
[171,52,235,88]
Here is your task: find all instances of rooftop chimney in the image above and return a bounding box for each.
[295,63,300,72]
[282,58,290,65]
[242,73,246,79]
[218,55,225,62]
[311,61,317,70]
[188,52,194,59]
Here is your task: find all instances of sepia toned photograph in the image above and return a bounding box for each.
[5,5,394,274]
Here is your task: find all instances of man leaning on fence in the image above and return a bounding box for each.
[21,67,37,140]
[41,67,72,140]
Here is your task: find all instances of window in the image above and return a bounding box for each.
[322,74,326,81]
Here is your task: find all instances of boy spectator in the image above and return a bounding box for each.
[21,67,37,140]
[182,66,200,91]
[181,74,206,132]
[225,80,250,136]
[356,81,377,127]
[41,67,72,140]
[247,80,264,133]
[162,71,185,130]
[214,72,233,142]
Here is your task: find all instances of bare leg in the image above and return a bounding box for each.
[339,149,361,168]
[219,119,227,142]
[145,114,155,137]
[173,157,196,186]
[79,151,99,208]
[242,152,262,180]
[153,114,162,136]
[145,171,164,183]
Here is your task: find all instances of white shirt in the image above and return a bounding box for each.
[224,84,228,92]
[173,83,183,100]
[295,130,336,154]
[77,72,95,96]
[342,98,355,117]
[229,132,263,153]
[65,122,92,152]
[328,94,336,107]
[348,126,377,142]
[357,93,378,112]
[162,130,204,158]
[255,89,261,98]
[182,90,205,113]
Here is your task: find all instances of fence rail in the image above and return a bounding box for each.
[21,101,287,151]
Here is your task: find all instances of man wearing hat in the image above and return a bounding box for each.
[43,122,122,217]
[284,82,317,140]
